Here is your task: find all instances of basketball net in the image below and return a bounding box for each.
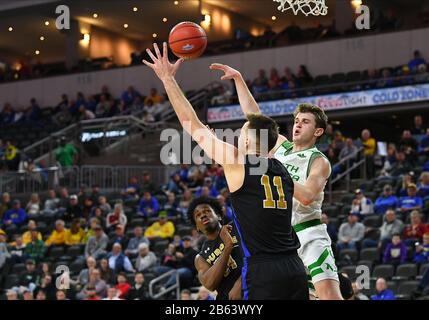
[273,0,328,16]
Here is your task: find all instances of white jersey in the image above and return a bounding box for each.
[273,140,330,226]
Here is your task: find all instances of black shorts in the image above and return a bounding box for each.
[243,252,309,300]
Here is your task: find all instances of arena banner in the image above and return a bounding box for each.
[206,83,429,123]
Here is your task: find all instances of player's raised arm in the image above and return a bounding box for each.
[209,63,261,115]
[210,63,287,150]
[143,43,241,167]
[293,156,331,206]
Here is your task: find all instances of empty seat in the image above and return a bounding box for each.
[393,264,418,280]
[339,249,358,263]
[3,274,19,289]
[11,263,26,275]
[330,73,346,84]
[372,264,395,280]
[322,205,339,218]
[69,260,85,274]
[360,248,380,262]
[176,226,193,237]
[419,263,429,275]
[346,71,362,82]
[340,194,355,205]
[67,245,83,257]
[153,240,169,255]
[387,280,399,293]
[341,205,352,216]
[397,280,419,297]
[357,260,373,272]
[363,215,382,228]
[49,246,65,259]
[129,218,144,228]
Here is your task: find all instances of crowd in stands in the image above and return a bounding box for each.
[210,50,429,106]
[0,165,231,300]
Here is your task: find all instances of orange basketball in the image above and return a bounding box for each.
[168,21,207,59]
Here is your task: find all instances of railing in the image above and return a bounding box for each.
[148,269,180,300]
[0,165,176,195]
[0,166,80,194]
[326,147,366,203]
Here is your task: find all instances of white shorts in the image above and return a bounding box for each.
[296,223,339,285]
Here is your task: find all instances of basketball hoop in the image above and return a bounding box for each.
[274,0,328,16]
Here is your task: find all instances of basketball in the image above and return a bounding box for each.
[168,21,207,59]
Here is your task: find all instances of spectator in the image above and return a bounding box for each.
[95,94,112,118]
[408,50,426,72]
[217,194,233,223]
[58,187,70,209]
[156,236,197,289]
[351,189,374,217]
[0,103,15,124]
[65,219,85,246]
[35,289,47,300]
[78,104,95,120]
[25,229,46,262]
[121,86,140,107]
[122,177,140,199]
[85,225,108,259]
[180,289,192,300]
[19,259,40,292]
[252,69,269,94]
[321,213,338,242]
[386,152,414,179]
[363,209,404,249]
[190,227,204,251]
[99,257,114,285]
[297,65,312,84]
[417,172,429,198]
[45,220,67,246]
[9,235,26,264]
[115,272,131,299]
[91,207,106,229]
[97,196,111,216]
[383,233,407,265]
[89,185,101,204]
[108,224,129,251]
[82,197,95,220]
[413,232,429,263]
[56,290,68,300]
[42,189,60,218]
[419,128,429,155]
[141,171,157,194]
[36,274,56,300]
[163,192,179,217]
[0,230,11,281]
[398,130,418,163]
[135,243,157,272]
[166,173,186,194]
[371,278,396,300]
[411,115,426,135]
[6,290,18,300]
[0,192,11,221]
[107,243,134,274]
[125,226,150,258]
[197,286,215,301]
[75,256,97,288]
[127,272,150,300]
[106,203,127,230]
[337,213,365,251]
[102,286,121,300]
[129,96,145,114]
[351,281,369,300]
[2,199,27,227]
[144,211,175,240]
[63,194,82,222]
[374,185,398,215]
[83,218,101,242]
[333,138,358,177]
[195,177,219,198]
[178,189,193,219]
[138,192,160,218]
[77,269,106,300]
[25,193,40,217]
[144,88,163,106]
[360,129,376,178]
[268,68,281,89]
[398,183,423,219]
[55,136,77,168]
[402,211,429,246]
[319,124,334,146]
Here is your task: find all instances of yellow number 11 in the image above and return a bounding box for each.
[260,175,287,210]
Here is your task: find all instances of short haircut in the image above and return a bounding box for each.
[293,103,328,132]
[187,197,223,226]
[246,113,279,152]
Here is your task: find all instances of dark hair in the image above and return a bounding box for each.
[246,113,279,152]
[181,289,191,295]
[293,103,328,132]
[392,233,401,238]
[187,197,223,226]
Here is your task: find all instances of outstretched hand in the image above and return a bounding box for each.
[143,42,184,82]
[209,63,241,81]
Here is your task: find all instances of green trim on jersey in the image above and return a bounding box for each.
[306,150,331,179]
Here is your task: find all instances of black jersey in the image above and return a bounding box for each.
[230,155,300,258]
[198,226,242,300]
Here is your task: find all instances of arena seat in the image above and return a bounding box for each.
[129,218,145,228]
[396,281,419,299]
[49,246,65,259]
[66,245,83,257]
[372,264,395,280]
[322,204,339,217]
[11,263,26,275]
[69,260,85,275]
[357,260,373,272]
[340,194,355,204]
[345,71,363,82]
[340,265,357,279]
[393,264,418,281]
[153,240,169,256]
[339,248,359,263]
[3,275,19,289]
[387,280,399,293]
[363,215,382,228]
